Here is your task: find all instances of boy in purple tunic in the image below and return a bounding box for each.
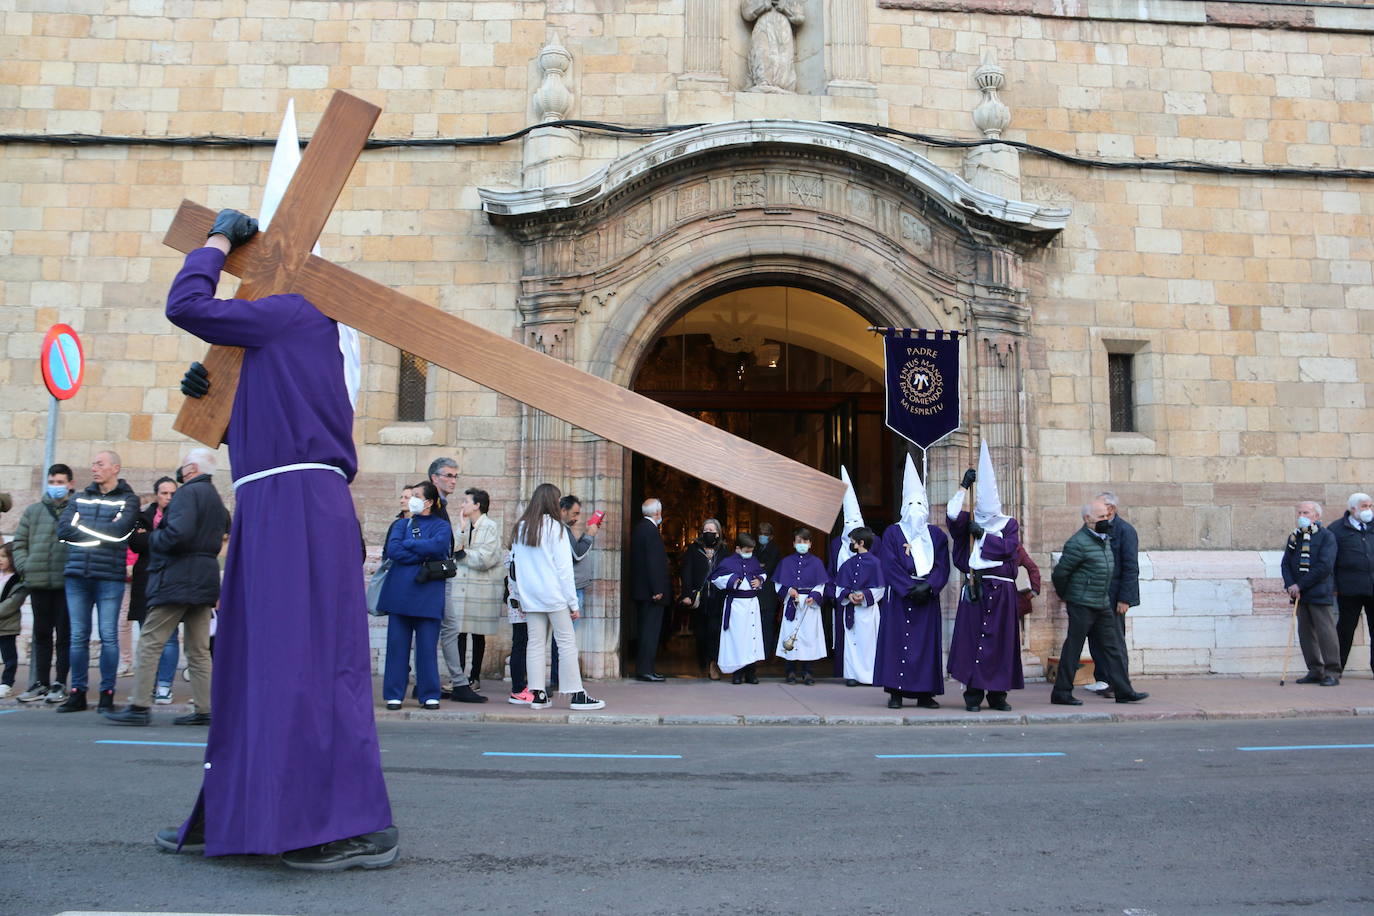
[946,441,1023,713]
[877,455,950,709]
[772,527,830,684]
[826,527,886,686]
[156,210,396,870]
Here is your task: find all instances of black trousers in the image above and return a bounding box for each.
[1336,594,1374,673]
[636,600,665,676]
[457,632,486,680]
[0,635,16,687]
[1054,602,1134,698]
[28,588,70,687]
[509,622,528,694]
[1088,608,1128,684]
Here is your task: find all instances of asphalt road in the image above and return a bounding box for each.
[2,711,1371,915]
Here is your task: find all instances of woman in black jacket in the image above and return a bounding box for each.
[678,518,724,679]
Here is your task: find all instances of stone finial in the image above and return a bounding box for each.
[533,36,573,122]
[971,50,1011,139]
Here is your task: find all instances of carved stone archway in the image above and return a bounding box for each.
[481,120,1067,675]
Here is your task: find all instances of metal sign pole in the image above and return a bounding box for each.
[44,394,58,474]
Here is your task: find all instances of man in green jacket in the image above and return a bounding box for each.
[1050,499,1148,706]
[12,464,75,703]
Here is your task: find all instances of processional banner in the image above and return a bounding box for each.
[882,328,961,449]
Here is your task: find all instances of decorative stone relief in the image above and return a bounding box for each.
[624,203,651,240]
[732,174,767,206]
[900,212,933,253]
[741,0,805,94]
[677,182,711,220]
[788,175,822,207]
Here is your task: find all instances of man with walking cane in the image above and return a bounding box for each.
[1280,501,1341,686]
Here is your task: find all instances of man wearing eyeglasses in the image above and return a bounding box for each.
[428,456,486,704]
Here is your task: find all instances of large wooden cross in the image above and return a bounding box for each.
[164,91,845,529]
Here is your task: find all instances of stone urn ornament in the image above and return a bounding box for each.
[742,0,804,93]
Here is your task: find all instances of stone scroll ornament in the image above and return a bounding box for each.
[883,329,962,449]
[742,0,804,93]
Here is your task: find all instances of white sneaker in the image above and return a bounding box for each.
[181,667,191,682]
[117,662,133,677]
[1085,681,1109,693]
[569,691,605,711]
[0,684,11,698]
[154,686,173,705]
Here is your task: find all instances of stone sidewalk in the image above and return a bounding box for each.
[6,668,1371,727]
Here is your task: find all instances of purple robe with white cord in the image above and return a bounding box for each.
[772,552,830,662]
[826,551,885,683]
[946,511,1024,692]
[876,523,950,694]
[166,246,392,856]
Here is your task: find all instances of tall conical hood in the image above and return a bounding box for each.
[262,99,361,410]
[973,439,1010,532]
[898,453,934,577]
[836,466,866,569]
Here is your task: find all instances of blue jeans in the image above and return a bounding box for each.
[549,588,585,687]
[154,626,180,689]
[65,577,125,693]
[384,614,441,704]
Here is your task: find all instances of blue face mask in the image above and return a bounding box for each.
[738,550,753,560]
[1297,515,1314,530]
[45,484,68,500]
[758,535,770,546]
[795,543,810,554]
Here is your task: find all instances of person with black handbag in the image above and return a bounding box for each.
[377,482,453,710]
[679,519,723,679]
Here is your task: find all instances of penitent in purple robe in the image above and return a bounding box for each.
[946,511,1024,692]
[166,247,391,856]
[876,524,950,695]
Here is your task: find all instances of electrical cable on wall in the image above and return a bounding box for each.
[3,118,1373,181]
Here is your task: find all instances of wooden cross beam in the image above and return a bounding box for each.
[165,91,845,530]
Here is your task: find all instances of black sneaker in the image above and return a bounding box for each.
[173,712,212,726]
[155,823,205,854]
[280,826,399,871]
[529,689,552,710]
[569,691,605,711]
[55,690,88,713]
[103,704,151,726]
[97,689,115,711]
[449,684,488,704]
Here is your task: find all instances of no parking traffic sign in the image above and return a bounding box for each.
[41,323,84,400]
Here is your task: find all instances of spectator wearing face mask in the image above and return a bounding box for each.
[1285,500,1341,685]
[1332,492,1374,677]
[772,527,830,685]
[11,464,75,703]
[712,532,768,685]
[679,518,724,678]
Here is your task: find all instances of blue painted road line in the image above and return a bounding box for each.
[95,740,207,748]
[484,751,682,759]
[1238,744,1374,752]
[876,752,1067,759]
[0,709,17,715]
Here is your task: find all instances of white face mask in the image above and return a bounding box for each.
[794,543,810,554]
[1359,509,1374,524]
[408,497,426,515]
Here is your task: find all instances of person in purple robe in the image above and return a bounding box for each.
[877,455,950,709]
[157,210,396,870]
[826,527,886,686]
[712,533,769,684]
[946,441,1024,713]
[772,527,830,684]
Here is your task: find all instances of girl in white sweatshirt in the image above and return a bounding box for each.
[511,483,605,711]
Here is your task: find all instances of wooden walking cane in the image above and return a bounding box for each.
[1279,600,1299,686]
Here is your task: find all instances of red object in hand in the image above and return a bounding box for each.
[588,509,605,526]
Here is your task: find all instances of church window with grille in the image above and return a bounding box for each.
[397,351,428,422]
[1108,352,1135,433]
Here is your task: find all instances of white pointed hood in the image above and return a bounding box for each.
[262,100,361,410]
[973,439,1010,534]
[836,465,865,569]
[898,453,934,577]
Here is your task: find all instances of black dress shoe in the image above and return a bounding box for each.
[280,825,400,871]
[1051,695,1083,706]
[916,697,941,710]
[731,673,744,685]
[450,684,489,703]
[987,699,1013,711]
[155,823,205,854]
[745,673,759,685]
[964,703,981,712]
[635,673,666,682]
[103,704,151,725]
[1096,689,1116,699]
[1295,674,1323,684]
[1320,676,1339,687]
[887,695,903,709]
[1115,691,1149,703]
[845,679,860,687]
[174,712,212,726]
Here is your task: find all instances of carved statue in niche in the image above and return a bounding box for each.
[741,0,804,93]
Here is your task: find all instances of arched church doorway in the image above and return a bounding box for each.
[622,285,901,677]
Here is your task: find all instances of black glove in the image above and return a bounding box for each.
[910,582,933,603]
[969,522,985,539]
[453,549,467,561]
[960,468,977,490]
[180,361,210,399]
[208,208,259,249]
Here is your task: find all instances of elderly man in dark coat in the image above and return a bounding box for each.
[1283,500,1340,686]
[630,497,670,681]
[1086,490,1141,697]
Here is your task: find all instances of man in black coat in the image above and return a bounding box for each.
[1282,500,1340,686]
[105,447,229,726]
[1087,491,1140,697]
[1331,492,1374,676]
[630,498,670,681]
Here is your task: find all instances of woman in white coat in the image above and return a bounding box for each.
[511,483,605,711]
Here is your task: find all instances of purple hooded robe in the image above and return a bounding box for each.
[946,511,1024,692]
[876,523,950,694]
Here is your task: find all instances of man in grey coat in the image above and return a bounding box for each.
[1050,499,1148,706]
[12,464,75,703]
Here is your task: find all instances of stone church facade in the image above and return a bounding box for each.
[2,0,1371,678]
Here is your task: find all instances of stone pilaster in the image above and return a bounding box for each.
[825,0,876,97]
[682,0,728,87]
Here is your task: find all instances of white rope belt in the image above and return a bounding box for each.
[232,462,346,492]
[980,574,1015,584]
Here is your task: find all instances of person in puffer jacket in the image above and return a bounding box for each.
[54,450,141,712]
